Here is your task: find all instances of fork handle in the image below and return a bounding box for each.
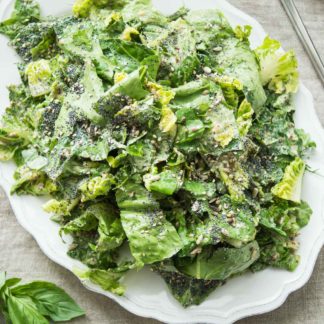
[281,0,324,85]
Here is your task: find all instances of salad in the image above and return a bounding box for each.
[0,0,316,307]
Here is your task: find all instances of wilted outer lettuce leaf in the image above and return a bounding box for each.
[0,0,40,39]
[175,241,260,280]
[116,183,182,265]
[271,157,305,203]
[152,261,223,307]
[255,36,299,94]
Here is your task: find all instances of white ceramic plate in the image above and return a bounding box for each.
[1,0,324,323]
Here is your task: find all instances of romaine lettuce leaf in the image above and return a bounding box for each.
[54,61,104,137]
[236,99,254,137]
[144,168,183,195]
[255,36,299,94]
[183,181,216,200]
[213,38,267,109]
[116,183,182,265]
[95,68,148,117]
[144,18,198,86]
[79,174,115,202]
[252,230,300,271]
[175,241,259,280]
[271,157,305,203]
[25,60,52,97]
[73,0,94,18]
[215,75,243,109]
[152,261,223,307]
[76,268,126,295]
[121,0,167,26]
[194,196,258,248]
[57,21,114,81]
[62,203,126,252]
[259,200,312,237]
[100,39,160,80]
[10,165,57,196]
[218,156,249,201]
[0,0,40,39]
[43,198,80,216]
[207,106,239,148]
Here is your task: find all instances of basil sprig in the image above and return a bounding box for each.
[0,272,85,323]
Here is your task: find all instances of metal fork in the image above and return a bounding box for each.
[281,0,324,85]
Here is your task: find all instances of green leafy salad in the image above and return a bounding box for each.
[0,0,316,307]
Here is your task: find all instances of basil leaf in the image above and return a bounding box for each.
[4,278,22,288]
[0,272,5,291]
[7,295,48,324]
[11,281,85,321]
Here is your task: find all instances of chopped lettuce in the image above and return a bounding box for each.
[0,0,314,308]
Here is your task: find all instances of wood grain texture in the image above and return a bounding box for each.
[0,0,323,323]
